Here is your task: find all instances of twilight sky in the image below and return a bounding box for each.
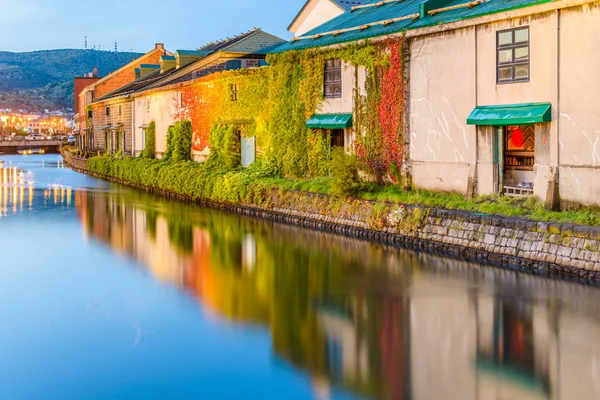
[0,0,304,53]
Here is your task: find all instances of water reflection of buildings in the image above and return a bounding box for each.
[0,162,72,216]
[76,189,600,400]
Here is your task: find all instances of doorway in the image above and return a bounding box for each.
[495,125,535,196]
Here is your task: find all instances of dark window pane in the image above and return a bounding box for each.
[498,49,513,63]
[514,28,529,43]
[498,31,513,46]
[514,47,529,61]
[498,67,513,81]
[515,65,529,79]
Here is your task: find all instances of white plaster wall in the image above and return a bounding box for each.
[290,0,344,37]
[410,277,477,400]
[133,91,179,157]
[558,4,600,205]
[477,14,559,201]
[410,28,477,194]
[319,62,365,115]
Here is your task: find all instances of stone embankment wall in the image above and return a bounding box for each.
[63,153,600,281]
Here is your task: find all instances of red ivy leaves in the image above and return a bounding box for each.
[355,39,406,183]
[378,41,405,180]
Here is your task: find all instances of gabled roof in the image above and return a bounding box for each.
[83,44,170,91]
[96,67,175,102]
[199,29,260,52]
[276,0,551,52]
[288,0,367,31]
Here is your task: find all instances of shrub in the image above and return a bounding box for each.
[140,121,156,159]
[164,125,175,161]
[330,148,362,197]
[207,124,240,169]
[172,120,193,163]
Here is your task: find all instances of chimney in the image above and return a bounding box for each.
[93,67,98,77]
[155,43,165,50]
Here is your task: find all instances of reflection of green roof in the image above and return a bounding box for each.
[274,0,551,52]
[306,114,353,129]
[467,102,552,125]
[476,357,551,396]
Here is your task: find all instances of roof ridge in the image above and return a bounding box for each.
[198,28,261,52]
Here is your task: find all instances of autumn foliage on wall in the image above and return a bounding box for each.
[172,68,269,153]
[355,38,408,184]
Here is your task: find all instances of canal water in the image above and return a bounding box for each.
[1,154,600,400]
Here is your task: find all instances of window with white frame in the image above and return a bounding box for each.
[147,98,151,112]
[497,27,530,83]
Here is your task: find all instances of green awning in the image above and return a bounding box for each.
[467,103,552,126]
[306,114,352,129]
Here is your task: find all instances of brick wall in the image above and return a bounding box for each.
[93,46,165,99]
[90,100,133,154]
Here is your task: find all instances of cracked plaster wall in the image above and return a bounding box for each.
[410,28,477,193]
[558,4,600,205]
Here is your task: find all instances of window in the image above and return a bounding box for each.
[331,129,344,148]
[106,107,110,116]
[324,59,342,98]
[179,92,184,108]
[119,105,122,115]
[246,59,259,68]
[141,130,146,150]
[87,110,93,119]
[230,84,238,101]
[147,98,151,112]
[497,27,530,83]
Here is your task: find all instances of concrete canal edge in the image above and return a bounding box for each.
[62,152,600,283]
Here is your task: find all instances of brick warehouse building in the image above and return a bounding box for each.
[77,43,170,150]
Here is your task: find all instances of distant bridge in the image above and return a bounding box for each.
[0,140,65,155]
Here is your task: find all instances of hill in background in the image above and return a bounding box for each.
[0,49,142,113]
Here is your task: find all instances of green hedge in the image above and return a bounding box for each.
[140,121,156,159]
[88,155,272,204]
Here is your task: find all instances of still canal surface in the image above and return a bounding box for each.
[1,154,600,400]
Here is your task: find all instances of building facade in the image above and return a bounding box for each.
[277,0,600,207]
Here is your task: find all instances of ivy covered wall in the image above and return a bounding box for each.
[171,37,410,183]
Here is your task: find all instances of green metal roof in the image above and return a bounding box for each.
[175,50,210,56]
[467,102,552,125]
[273,0,552,53]
[306,113,353,129]
[161,55,176,61]
[140,64,160,69]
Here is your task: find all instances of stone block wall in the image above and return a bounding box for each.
[62,153,600,280]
